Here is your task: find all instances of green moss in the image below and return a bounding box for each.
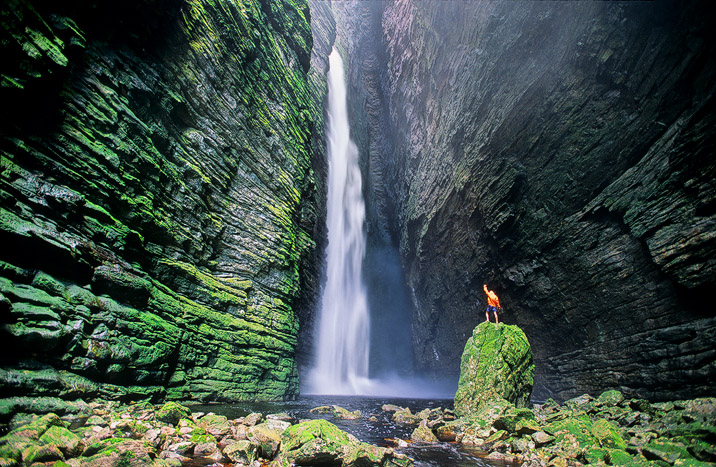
[643,440,694,464]
[596,390,625,407]
[156,402,191,426]
[0,0,315,405]
[592,418,627,449]
[455,322,535,416]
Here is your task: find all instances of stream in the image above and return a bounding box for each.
[186,395,519,467]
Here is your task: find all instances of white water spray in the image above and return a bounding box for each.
[307,48,371,395]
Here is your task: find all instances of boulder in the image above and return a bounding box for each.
[196,414,231,437]
[532,431,555,447]
[22,443,64,464]
[331,405,361,420]
[410,422,438,443]
[267,413,294,423]
[643,440,693,464]
[224,440,258,464]
[591,418,627,450]
[38,425,84,458]
[276,419,413,466]
[392,409,420,425]
[454,322,534,416]
[494,407,537,433]
[435,422,459,442]
[309,405,361,420]
[156,402,191,426]
[193,441,222,460]
[381,405,404,413]
[596,390,625,408]
[81,438,156,466]
[243,413,263,426]
[247,423,282,457]
[86,415,108,427]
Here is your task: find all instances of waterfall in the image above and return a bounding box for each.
[307,48,371,395]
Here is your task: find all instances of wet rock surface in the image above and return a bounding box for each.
[329,0,716,402]
[0,0,324,403]
[450,392,716,467]
[0,401,415,467]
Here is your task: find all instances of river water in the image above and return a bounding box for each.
[187,395,517,467]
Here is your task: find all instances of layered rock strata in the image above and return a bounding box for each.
[0,0,321,403]
[339,0,716,400]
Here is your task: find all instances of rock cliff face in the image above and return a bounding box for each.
[338,0,716,401]
[0,0,322,404]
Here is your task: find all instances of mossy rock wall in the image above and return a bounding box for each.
[0,0,323,404]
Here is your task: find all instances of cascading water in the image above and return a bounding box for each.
[307,48,371,395]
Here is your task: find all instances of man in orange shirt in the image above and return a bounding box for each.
[484,284,501,324]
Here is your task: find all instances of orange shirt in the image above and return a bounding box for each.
[486,289,500,308]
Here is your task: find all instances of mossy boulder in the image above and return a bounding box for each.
[392,408,420,425]
[494,407,537,433]
[309,405,361,420]
[196,414,231,437]
[276,419,412,466]
[38,425,83,458]
[591,418,627,450]
[643,439,694,464]
[224,440,258,464]
[79,438,156,465]
[155,402,191,426]
[247,423,282,458]
[411,422,438,443]
[596,390,625,408]
[454,322,534,416]
[22,443,64,463]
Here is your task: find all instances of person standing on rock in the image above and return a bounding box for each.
[484,284,502,323]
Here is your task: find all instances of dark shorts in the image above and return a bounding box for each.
[486,306,498,314]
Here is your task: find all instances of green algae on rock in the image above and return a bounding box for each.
[0,400,415,467]
[432,390,716,467]
[454,322,534,417]
[274,418,413,467]
[0,0,323,406]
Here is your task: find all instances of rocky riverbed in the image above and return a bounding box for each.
[0,393,714,466]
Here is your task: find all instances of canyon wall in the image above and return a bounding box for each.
[0,0,323,407]
[342,0,716,401]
